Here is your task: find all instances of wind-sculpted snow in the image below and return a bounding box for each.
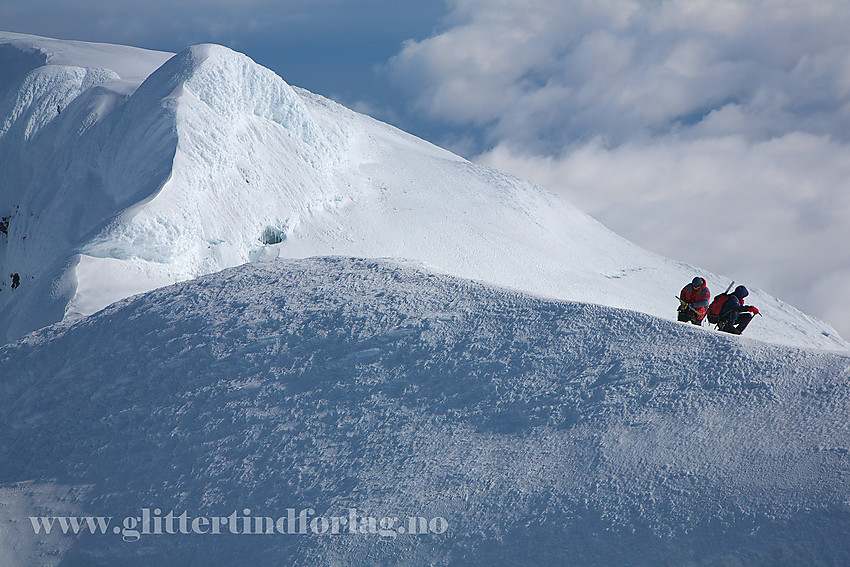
[1,257,849,566]
[0,32,846,351]
[79,44,347,268]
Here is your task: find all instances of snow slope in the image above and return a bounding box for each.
[0,32,845,350]
[1,257,849,566]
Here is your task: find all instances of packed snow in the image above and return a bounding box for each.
[0,32,845,351]
[1,257,850,566]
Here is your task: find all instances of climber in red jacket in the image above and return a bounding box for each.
[677,276,711,325]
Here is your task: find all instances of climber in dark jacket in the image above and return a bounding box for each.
[717,285,759,335]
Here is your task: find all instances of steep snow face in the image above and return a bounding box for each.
[0,33,172,340]
[1,257,849,566]
[0,33,845,351]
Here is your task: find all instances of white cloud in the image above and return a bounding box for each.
[389,0,850,146]
[389,0,850,338]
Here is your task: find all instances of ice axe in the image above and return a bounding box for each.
[675,295,704,325]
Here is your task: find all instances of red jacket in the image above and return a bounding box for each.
[681,283,711,317]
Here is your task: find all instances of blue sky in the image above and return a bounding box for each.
[2,0,850,339]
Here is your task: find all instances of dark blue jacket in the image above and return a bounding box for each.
[719,293,748,321]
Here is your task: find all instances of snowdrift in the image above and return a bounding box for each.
[0,32,845,350]
[1,257,849,566]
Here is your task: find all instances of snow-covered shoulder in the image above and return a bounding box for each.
[1,257,849,566]
[0,31,172,84]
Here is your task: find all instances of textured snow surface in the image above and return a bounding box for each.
[2,257,850,566]
[0,32,846,351]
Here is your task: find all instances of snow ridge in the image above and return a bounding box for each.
[1,257,849,566]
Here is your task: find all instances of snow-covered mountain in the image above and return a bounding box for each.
[1,257,850,566]
[0,32,845,351]
[3,32,850,566]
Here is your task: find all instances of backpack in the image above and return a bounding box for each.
[707,294,730,324]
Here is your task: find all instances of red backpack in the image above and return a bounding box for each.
[707,294,730,324]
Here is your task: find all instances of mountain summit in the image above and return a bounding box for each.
[0,32,845,350]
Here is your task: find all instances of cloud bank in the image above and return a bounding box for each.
[388,0,850,338]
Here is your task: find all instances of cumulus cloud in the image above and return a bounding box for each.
[390,0,850,150]
[388,0,850,339]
